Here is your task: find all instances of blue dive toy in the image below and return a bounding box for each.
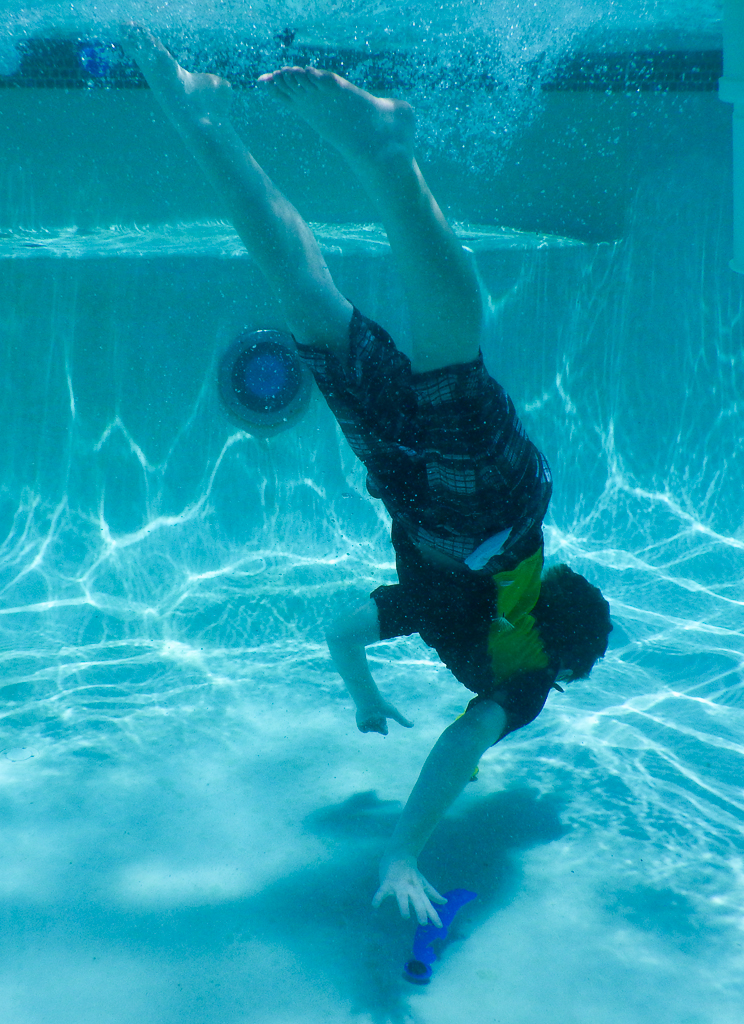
[403,888,477,984]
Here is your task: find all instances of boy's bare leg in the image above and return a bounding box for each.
[259,67,483,373]
[119,26,352,351]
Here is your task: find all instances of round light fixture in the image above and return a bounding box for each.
[218,329,312,434]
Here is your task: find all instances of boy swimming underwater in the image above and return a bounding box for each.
[120,25,611,928]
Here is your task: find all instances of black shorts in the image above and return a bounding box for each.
[372,524,555,738]
[297,308,552,572]
[298,309,555,736]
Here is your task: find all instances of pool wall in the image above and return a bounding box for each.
[1,117,741,654]
[0,39,730,241]
[0,31,742,728]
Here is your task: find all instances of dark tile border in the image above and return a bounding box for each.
[544,49,723,92]
[0,37,723,93]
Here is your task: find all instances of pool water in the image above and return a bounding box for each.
[1,5,743,1023]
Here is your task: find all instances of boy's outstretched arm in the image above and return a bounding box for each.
[373,699,507,926]
[325,601,413,734]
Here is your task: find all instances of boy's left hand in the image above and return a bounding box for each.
[372,854,447,926]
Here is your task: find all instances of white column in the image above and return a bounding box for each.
[719,0,744,273]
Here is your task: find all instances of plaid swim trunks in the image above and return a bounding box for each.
[297,307,552,571]
[298,308,559,733]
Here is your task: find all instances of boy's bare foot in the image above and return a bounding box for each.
[258,66,415,171]
[119,23,232,133]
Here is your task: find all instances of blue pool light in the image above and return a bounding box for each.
[77,40,119,80]
[403,888,478,984]
[218,328,312,434]
[0,39,22,78]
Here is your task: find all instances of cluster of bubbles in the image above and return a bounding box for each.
[0,0,724,35]
[0,1,724,165]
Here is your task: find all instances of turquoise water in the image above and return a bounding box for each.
[1,5,744,1023]
[2,202,743,1021]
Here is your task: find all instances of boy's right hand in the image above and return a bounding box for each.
[356,700,413,735]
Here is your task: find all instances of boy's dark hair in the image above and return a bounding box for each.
[533,564,612,680]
